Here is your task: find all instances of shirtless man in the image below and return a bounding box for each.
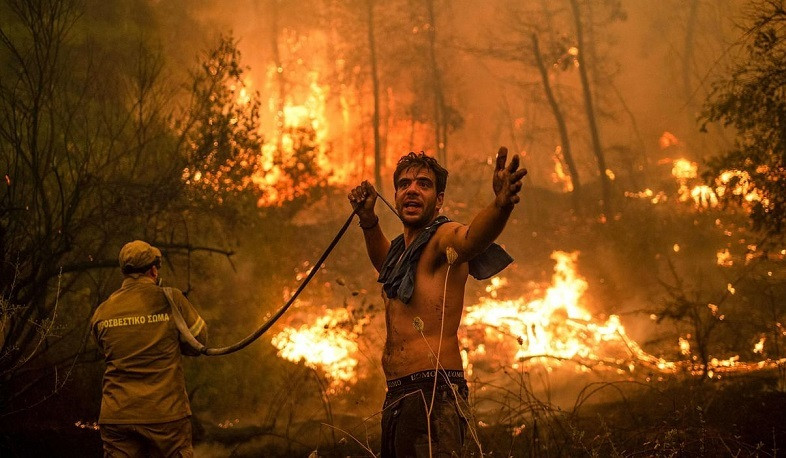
[348,148,526,456]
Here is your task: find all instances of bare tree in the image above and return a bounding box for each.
[569,0,613,216]
[531,33,582,213]
[468,2,583,212]
[321,0,388,191]
[0,0,169,408]
[403,0,464,168]
[0,3,249,413]
[265,0,287,152]
[423,0,448,166]
[365,0,384,192]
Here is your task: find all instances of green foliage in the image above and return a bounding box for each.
[0,3,278,414]
[702,0,786,234]
[181,33,332,210]
[181,34,265,201]
[0,0,196,408]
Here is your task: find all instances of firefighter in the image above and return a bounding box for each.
[91,240,207,457]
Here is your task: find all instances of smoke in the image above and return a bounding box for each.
[55,0,770,453]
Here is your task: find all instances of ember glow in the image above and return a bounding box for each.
[659,131,680,149]
[716,249,733,267]
[74,421,99,431]
[671,158,697,181]
[624,154,773,213]
[670,158,722,208]
[623,188,667,204]
[715,169,768,209]
[690,185,719,208]
[552,146,573,192]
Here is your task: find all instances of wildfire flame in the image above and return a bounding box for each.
[462,251,676,375]
[672,158,697,180]
[184,30,375,207]
[754,336,766,354]
[271,307,365,390]
[461,251,786,378]
[273,252,784,389]
[251,67,341,207]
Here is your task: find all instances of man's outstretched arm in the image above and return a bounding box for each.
[437,147,527,263]
[349,180,391,273]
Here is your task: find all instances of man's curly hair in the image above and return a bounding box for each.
[393,152,449,194]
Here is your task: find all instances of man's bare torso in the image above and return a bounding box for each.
[381,224,469,379]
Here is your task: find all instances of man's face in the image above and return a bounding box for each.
[394,166,443,229]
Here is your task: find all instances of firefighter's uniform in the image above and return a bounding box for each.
[91,240,206,457]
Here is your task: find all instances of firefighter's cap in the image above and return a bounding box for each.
[119,240,162,273]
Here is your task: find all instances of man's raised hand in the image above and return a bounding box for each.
[492,146,528,208]
[348,180,379,227]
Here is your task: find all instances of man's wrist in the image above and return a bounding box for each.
[359,215,379,229]
[494,196,515,211]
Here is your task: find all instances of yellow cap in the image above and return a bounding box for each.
[118,240,162,272]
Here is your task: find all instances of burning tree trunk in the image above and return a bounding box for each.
[583,0,604,104]
[682,0,700,142]
[365,0,383,193]
[266,0,286,152]
[569,0,613,216]
[531,33,582,214]
[424,0,448,166]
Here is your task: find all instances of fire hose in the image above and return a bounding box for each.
[166,193,400,356]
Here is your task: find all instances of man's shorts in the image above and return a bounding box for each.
[99,417,193,458]
[381,370,470,457]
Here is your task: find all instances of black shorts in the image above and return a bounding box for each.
[381,370,470,457]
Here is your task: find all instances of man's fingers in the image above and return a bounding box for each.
[348,193,359,208]
[362,180,377,198]
[507,154,520,173]
[503,181,523,196]
[495,146,508,171]
[511,168,528,182]
[348,185,366,203]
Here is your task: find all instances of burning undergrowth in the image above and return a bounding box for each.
[187,212,786,456]
[5,1,786,456]
[187,151,786,455]
[271,305,368,391]
[268,238,785,397]
[461,252,678,378]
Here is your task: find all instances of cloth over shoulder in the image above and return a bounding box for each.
[377,215,513,304]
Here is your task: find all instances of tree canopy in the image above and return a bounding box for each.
[703,0,786,235]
